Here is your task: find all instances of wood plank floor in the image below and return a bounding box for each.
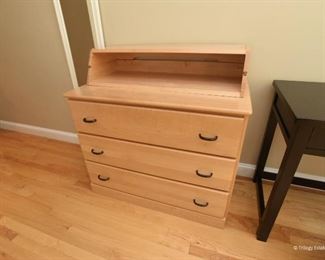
[0,129,324,260]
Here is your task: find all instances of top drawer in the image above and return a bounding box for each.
[69,101,244,157]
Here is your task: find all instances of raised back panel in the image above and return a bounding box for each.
[87,45,248,98]
[114,53,245,78]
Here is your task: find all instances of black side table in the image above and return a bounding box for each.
[253,80,325,242]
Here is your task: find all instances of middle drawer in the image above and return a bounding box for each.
[79,134,236,191]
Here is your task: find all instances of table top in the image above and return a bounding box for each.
[273,80,325,122]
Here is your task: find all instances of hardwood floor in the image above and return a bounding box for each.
[0,129,324,260]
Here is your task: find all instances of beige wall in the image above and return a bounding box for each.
[99,0,325,176]
[0,0,75,132]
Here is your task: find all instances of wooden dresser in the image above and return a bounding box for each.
[65,45,252,227]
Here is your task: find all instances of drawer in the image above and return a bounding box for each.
[275,95,295,137]
[79,134,236,191]
[86,161,229,218]
[91,183,226,228]
[69,101,244,157]
[307,126,325,151]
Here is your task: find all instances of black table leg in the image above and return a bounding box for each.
[256,124,312,241]
[253,107,277,183]
[253,106,277,218]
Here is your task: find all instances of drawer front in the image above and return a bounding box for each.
[275,95,295,137]
[307,126,325,151]
[69,101,244,157]
[80,134,236,191]
[86,161,229,218]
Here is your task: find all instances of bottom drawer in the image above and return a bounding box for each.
[86,161,229,218]
[91,183,226,228]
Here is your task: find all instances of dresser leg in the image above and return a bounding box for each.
[253,106,277,183]
[256,124,312,241]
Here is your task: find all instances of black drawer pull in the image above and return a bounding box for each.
[193,199,209,207]
[83,117,97,123]
[91,148,104,155]
[98,175,110,181]
[196,170,213,178]
[199,133,218,141]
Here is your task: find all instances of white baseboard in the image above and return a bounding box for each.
[0,120,323,183]
[0,120,79,144]
[237,163,325,182]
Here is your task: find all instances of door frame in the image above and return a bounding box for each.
[53,0,105,89]
[53,0,78,89]
[86,0,105,49]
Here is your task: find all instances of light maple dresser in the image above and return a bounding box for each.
[65,45,252,228]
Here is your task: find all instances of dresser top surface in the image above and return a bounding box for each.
[65,84,252,116]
